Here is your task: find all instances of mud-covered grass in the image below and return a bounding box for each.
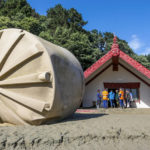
[0,108,150,150]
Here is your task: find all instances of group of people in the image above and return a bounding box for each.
[96,88,133,109]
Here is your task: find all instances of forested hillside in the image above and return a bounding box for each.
[0,0,149,70]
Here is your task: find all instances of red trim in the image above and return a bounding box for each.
[104,82,140,89]
[84,36,150,81]
[119,63,150,87]
[85,63,150,87]
[119,51,150,79]
[86,64,111,86]
[84,51,113,78]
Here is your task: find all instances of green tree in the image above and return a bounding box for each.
[20,17,43,35]
[133,55,150,70]
[67,8,87,32]
[0,16,43,35]
[145,54,150,62]
[46,4,87,33]
[0,16,16,29]
[0,1,149,70]
[41,26,102,70]
[0,0,39,18]
[46,4,68,32]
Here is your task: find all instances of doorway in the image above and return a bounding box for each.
[104,82,140,108]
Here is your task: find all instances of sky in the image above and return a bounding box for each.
[27,0,150,55]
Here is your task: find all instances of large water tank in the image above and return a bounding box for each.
[0,29,84,125]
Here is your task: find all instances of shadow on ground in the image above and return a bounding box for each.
[62,113,108,122]
[44,113,108,125]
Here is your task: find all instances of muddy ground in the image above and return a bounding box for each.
[0,108,150,150]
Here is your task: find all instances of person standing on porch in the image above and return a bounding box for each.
[129,90,133,108]
[102,89,108,108]
[96,89,101,109]
[115,90,119,107]
[125,90,130,108]
[109,90,115,108]
[119,88,124,108]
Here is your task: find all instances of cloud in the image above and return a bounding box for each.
[128,34,150,55]
[142,47,150,55]
[129,34,142,50]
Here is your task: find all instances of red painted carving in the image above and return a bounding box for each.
[120,51,150,78]
[111,36,120,56]
[84,36,150,80]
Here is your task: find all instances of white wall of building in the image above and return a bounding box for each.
[83,65,150,108]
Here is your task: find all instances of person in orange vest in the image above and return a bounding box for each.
[102,89,108,108]
[119,88,124,108]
